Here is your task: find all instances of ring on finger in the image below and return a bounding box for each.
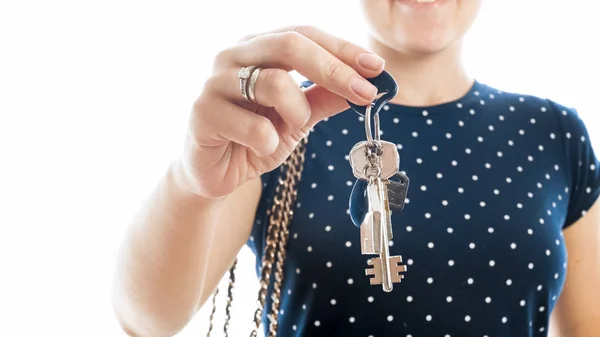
[248,67,262,104]
[238,65,258,103]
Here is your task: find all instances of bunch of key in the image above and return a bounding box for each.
[347,71,409,292]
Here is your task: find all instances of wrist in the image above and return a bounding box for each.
[166,159,226,209]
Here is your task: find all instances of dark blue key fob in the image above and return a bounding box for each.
[349,178,369,228]
[347,70,398,117]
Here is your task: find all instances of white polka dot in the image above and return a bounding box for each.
[554,273,559,279]
[426,315,432,321]
[327,195,334,201]
[528,263,534,269]
[472,175,478,181]
[446,133,452,139]
[347,278,354,284]
[412,131,418,137]
[312,283,317,289]
[309,213,314,219]
[517,166,523,172]
[397,144,403,150]
[437,173,443,179]
[517,203,523,208]
[465,315,471,322]
[341,129,348,135]
[546,249,551,256]
[326,261,332,268]
[432,145,438,151]
[327,165,334,171]
[447,296,453,302]
[458,187,464,193]
[506,177,512,183]
[488,227,495,233]
[504,215,510,220]
[489,260,495,267]
[508,140,514,146]
[330,299,337,305]
[368,296,374,303]
[421,185,427,191]
[467,278,474,284]
[465,148,472,154]
[345,241,352,247]
[325,225,331,231]
[416,158,423,164]
[428,242,434,248]
[485,163,492,169]
[502,317,508,323]
[528,229,534,235]
[452,160,458,166]
[506,279,512,286]
[469,242,476,249]
[296,268,301,274]
[539,306,545,312]
[509,106,515,111]
[406,226,413,232]
[387,315,394,322]
[346,181,352,186]
[510,243,517,249]
[494,189,500,195]
[311,183,317,188]
[488,125,494,131]
[426,119,432,125]
[448,260,455,266]
[464,214,471,220]
[530,118,536,124]
[480,201,486,207]
[458,121,465,127]
[470,109,476,115]
[349,317,355,323]
[477,136,484,142]
[538,285,543,291]
[497,151,503,157]
[314,321,320,326]
[427,277,434,284]
[485,297,492,303]
[457,103,463,108]
[447,227,453,233]
[307,246,312,252]
[442,200,448,206]
[425,213,431,219]
[407,295,413,302]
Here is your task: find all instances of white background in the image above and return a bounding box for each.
[0,0,598,336]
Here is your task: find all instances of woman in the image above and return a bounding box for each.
[111,1,600,336]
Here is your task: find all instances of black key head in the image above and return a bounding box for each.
[347,70,398,117]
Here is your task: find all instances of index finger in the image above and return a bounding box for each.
[241,25,385,79]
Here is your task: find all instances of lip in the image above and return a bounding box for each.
[395,0,449,7]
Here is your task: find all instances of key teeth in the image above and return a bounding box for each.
[365,256,408,287]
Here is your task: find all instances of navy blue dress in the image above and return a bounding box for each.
[247,80,600,337]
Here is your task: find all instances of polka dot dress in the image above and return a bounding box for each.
[247,80,600,337]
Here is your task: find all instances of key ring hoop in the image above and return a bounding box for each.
[364,92,386,149]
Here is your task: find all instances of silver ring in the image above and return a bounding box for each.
[238,66,258,102]
[248,67,261,104]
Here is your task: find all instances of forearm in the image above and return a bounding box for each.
[111,160,224,336]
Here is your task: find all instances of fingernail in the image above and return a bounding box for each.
[350,77,377,100]
[357,53,385,71]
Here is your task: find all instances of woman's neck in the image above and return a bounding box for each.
[368,38,474,107]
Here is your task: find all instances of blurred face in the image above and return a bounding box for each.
[360,0,482,55]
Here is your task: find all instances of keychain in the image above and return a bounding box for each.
[347,70,409,292]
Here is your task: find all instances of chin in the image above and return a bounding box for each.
[360,0,481,56]
[377,27,457,57]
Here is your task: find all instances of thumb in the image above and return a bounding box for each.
[303,84,354,128]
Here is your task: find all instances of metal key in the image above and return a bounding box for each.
[349,140,399,181]
[364,177,407,292]
[387,171,410,212]
[360,178,383,254]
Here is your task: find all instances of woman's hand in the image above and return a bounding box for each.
[181,25,385,198]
